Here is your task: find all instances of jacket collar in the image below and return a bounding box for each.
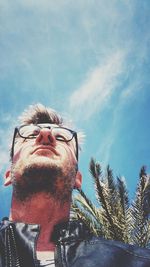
[1,217,91,244]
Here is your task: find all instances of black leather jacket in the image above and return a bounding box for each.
[1,218,150,267]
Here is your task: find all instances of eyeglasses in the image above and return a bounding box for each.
[11,124,78,160]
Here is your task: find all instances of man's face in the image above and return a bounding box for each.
[10,124,79,202]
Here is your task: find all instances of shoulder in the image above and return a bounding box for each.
[84,236,150,257]
[61,233,150,267]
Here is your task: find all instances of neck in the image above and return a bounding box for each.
[10,192,71,251]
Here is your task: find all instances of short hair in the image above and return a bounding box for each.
[19,103,63,126]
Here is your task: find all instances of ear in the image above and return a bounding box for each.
[4,170,12,186]
[74,171,82,189]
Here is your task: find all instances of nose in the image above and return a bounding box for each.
[35,128,56,146]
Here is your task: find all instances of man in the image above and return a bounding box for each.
[1,103,150,267]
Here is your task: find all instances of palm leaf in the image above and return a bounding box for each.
[130,167,150,247]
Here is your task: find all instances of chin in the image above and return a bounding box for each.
[26,159,59,172]
[32,155,66,170]
[12,157,58,180]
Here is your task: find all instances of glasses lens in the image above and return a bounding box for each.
[52,128,73,141]
[19,125,40,138]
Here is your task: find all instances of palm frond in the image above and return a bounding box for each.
[72,198,103,236]
[90,159,124,240]
[117,176,129,215]
[73,188,101,221]
[130,167,150,247]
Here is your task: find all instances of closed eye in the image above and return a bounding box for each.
[55,135,67,141]
[28,130,40,138]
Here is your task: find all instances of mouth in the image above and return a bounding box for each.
[32,146,60,156]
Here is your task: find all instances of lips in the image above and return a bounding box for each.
[32,146,59,156]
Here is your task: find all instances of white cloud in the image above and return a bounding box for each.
[95,79,144,166]
[69,50,126,120]
[95,97,123,165]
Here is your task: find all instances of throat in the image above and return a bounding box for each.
[11,191,71,221]
[10,192,71,250]
[36,236,56,252]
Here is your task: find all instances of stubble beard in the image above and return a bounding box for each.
[11,161,77,204]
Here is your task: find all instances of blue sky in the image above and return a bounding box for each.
[0,0,150,217]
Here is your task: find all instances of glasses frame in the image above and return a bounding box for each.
[11,124,78,160]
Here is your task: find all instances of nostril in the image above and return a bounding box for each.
[48,135,55,143]
[36,128,56,145]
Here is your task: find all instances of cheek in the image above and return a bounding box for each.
[57,142,77,163]
[67,142,77,161]
[13,143,23,162]
[13,140,33,162]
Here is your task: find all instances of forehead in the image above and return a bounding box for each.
[25,123,60,127]
[22,123,73,129]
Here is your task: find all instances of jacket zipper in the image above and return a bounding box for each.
[55,243,64,267]
[5,225,21,267]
